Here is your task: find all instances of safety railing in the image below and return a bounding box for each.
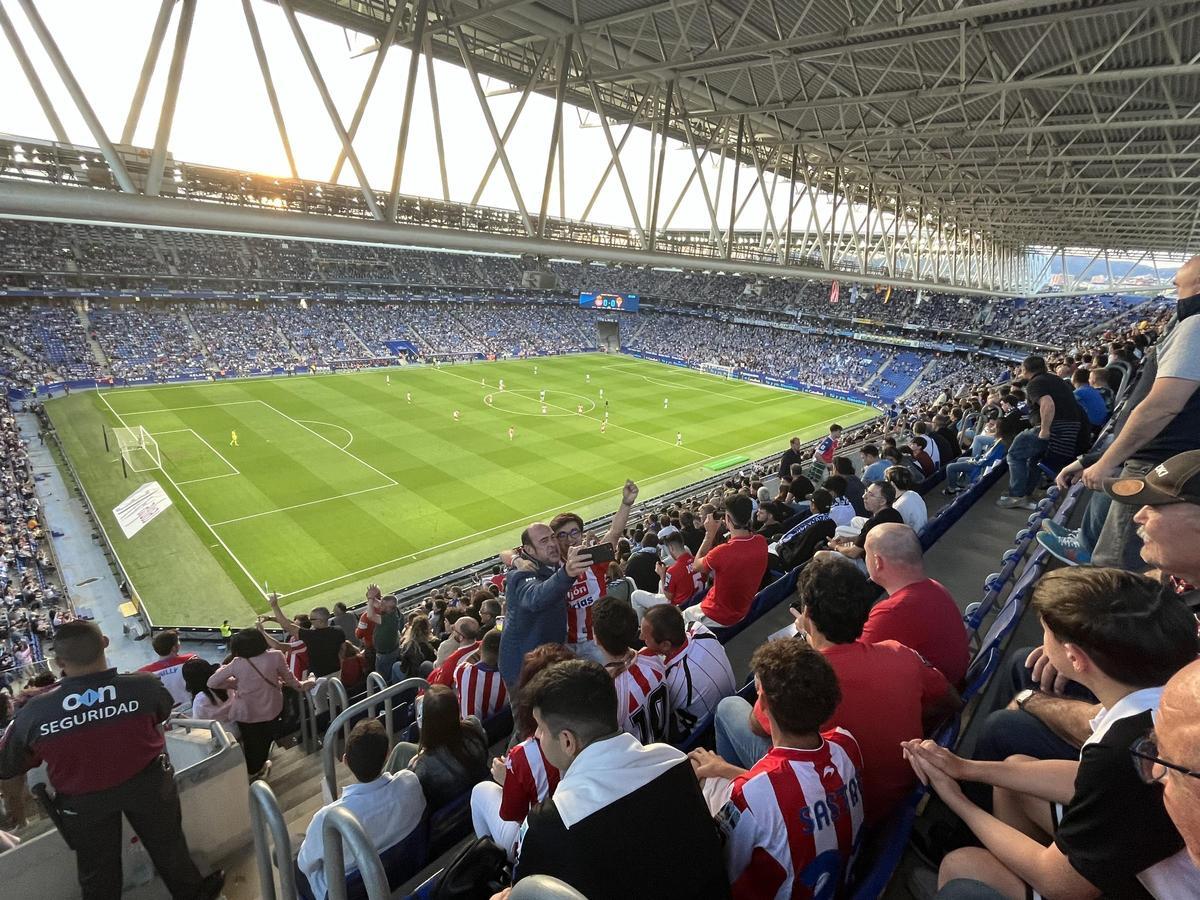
[322,806,391,900]
[322,677,428,800]
[249,780,297,900]
[364,671,395,742]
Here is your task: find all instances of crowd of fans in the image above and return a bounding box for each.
[0,214,1195,900]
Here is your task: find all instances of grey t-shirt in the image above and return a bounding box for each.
[1139,313,1200,462]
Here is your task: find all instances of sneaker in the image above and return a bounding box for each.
[995,495,1037,509]
[943,485,963,496]
[1037,532,1091,566]
[1040,519,1076,539]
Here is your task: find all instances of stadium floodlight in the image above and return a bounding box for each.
[113,426,161,473]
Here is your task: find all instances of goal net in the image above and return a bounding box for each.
[113,426,161,473]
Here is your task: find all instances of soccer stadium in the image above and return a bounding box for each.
[0,2,1198,899]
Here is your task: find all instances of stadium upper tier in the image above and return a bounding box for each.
[0,220,1158,349]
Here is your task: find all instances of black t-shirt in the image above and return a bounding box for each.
[299,626,346,677]
[625,549,660,593]
[854,506,904,548]
[681,525,705,555]
[1054,708,1186,898]
[787,474,815,502]
[1026,373,1085,426]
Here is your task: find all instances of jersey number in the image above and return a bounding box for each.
[629,683,670,744]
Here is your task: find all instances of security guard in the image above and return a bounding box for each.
[0,620,223,899]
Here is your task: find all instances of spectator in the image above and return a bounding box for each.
[751,500,791,543]
[624,532,660,593]
[629,527,702,620]
[861,444,888,484]
[338,641,367,693]
[470,644,572,860]
[1089,366,1116,411]
[692,641,864,898]
[137,629,197,708]
[833,455,867,515]
[453,628,509,721]
[908,436,936,478]
[362,589,400,680]
[393,614,436,682]
[822,474,857,526]
[511,659,728,898]
[498,523,589,692]
[593,596,670,744]
[777,436,805,480]
[1071,368,1108,429]
[296,720,425,900]
[0,621,224,899]
[1083,258,1200,569]
[808,423,843,482]
[208,628,313,778]
[434,614,480,668]
[775,489,836,569]
[886,465,929,532]
[914,422,943,469]
[686,495,768,628]
[550,480,639,664]
[267,594,346,678]
[714,557,956,822]
[641,603,735,743]
[862,524,969,686]
[932,414,962,463]
[331,602,360,647]
[181,658,235,727]
[943,415,1019,495]
[478,598,502,636]
[904,567,1199,898]
[1144,659,1200,867]
[829,480,904,565]
[998,355,1085,509]
[393,684,489,808]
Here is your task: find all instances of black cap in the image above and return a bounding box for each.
[1104,450,1200,506]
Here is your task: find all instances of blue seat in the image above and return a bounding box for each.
[848,786,925,900]
[296,819,428,900]
[428,791,473,859]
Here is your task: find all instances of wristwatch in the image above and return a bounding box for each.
[1015,688,1038,710]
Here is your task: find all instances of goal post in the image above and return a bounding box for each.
[113,426,161,473]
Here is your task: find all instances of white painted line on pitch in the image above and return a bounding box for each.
[98,391,269,601]
[599,360,801,406]
[296,419,354,450]
[188,428,240,477]
[111,399,262,414]
[433,365,710,460]
[275,405,872,600]
[209,483,396,527]
[255,400,398,487]
[176,473,240,485]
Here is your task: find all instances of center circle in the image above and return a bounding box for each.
[485,389,598,417]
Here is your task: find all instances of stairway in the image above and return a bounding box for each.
[73,300,110,370]
[899,357,941,401]
[859,352,895,390]
[177,307,209,362]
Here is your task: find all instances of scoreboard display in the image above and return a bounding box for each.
[579,292,639,312]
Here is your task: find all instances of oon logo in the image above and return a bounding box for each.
[62,685,117,711]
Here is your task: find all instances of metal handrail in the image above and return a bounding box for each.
[322,677,428,800]
[364,672,395,741]
[322,806,391,900]
[166,718,234,752]
[248,780,297,900]
[325,676,352,752]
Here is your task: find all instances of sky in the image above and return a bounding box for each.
[0,0,843,236]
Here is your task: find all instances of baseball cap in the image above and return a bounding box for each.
[657,525,682,542]
[1104,450,1200,506]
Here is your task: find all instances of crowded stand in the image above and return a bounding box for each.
[0,215,1195,900]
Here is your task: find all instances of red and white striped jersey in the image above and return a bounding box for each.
[613,653,670,744]
[565,561,608,645]
[454,655,509,721]
[659,621,736,740]
[285,639,308,681]
[716,728,865,900]
[499,737,561,823]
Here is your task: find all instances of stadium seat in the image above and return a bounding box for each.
[295,821,428,900]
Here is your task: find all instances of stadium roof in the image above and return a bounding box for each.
[290,0,1200,253]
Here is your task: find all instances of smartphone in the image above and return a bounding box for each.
[584,543,616,564]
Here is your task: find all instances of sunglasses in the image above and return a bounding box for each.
[1130,733,1200,784]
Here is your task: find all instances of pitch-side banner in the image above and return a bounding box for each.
[114,481,173,540]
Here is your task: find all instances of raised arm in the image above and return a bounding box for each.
[255,619,294,653]
[267,593,300,637]
[601,480,639,547]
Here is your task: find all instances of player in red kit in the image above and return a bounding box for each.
[549,480,639,664]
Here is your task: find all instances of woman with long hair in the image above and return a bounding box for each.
[208,628,313,779]
[393,614,436,682]
[393,684,488,807]
[181,658,235,727]
[469,643,574,858]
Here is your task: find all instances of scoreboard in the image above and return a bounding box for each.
[579,292,639,312]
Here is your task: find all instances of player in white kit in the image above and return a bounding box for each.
[508,426,515,441]
[676,432,683,446]
[453,410,460,422]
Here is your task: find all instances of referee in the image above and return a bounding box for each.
[0,620,223,899]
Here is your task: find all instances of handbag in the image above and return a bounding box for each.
[245,655,301,738]
[430,836,509,900]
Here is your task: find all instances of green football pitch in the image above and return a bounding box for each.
[47,353,874,626]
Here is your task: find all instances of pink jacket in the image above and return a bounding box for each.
[208,650,302,724]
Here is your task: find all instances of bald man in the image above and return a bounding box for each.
[1152,659,1200,867]
[497,523,589,691]
[862,524,969,685]
[1081,254,1200,570]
